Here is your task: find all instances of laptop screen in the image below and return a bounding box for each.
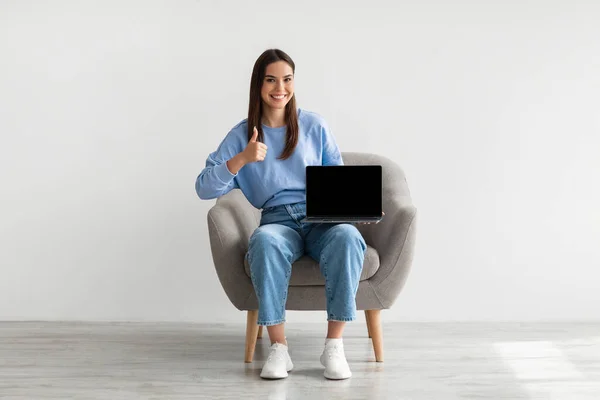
[305,165,382,217]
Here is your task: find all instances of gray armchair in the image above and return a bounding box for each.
[206,152,417,363]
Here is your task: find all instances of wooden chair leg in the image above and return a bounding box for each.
[365,309,383,362]
[364,310,372,338]
[257,325,263,339]
[245,310,259,363]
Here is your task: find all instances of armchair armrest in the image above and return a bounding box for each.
[359,196,417,308]
[206,190,260,309]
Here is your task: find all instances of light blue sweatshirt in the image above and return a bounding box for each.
[195,109,343,209]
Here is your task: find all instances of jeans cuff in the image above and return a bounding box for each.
[327,314,356,322]
[258,318,286,326]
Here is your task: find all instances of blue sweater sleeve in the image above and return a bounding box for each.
[320,119,344,166]
[195,131,242,200]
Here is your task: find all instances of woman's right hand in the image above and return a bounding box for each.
[242,126,268,163]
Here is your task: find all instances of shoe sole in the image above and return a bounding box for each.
[260,372,288,379]
[324,371,352,380]
[260,363,294,379]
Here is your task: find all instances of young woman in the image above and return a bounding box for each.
[196,49,373,380]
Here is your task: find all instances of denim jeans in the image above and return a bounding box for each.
[246,201,367,326]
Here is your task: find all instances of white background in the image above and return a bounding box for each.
[1,0,599,323]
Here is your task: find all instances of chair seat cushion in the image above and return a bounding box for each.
[243,245,380,286]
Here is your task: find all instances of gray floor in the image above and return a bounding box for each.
[1,321,599,399]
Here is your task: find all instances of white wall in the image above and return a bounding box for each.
[1,0,599,323]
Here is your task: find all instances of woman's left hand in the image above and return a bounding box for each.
[358,211,385,225]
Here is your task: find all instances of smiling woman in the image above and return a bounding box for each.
[195,48,367,381]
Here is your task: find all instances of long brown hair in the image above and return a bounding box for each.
[247,49,299,160]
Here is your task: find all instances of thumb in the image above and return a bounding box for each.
[250,126,258,142]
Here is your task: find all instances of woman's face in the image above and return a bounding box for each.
[260,61,294,111]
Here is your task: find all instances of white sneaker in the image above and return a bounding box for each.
[320,338,352,380]
[260,342,293,379]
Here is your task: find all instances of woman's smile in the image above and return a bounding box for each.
[270,94,288,101]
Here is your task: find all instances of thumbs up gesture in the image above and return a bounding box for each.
[242,126,268,163]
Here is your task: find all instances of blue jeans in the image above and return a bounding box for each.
[246,202,367,326]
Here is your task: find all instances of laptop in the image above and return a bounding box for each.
[301,165,383,223]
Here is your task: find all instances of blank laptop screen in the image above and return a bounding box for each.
[305,166,382,217]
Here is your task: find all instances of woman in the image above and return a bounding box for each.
[196,49,374,380]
